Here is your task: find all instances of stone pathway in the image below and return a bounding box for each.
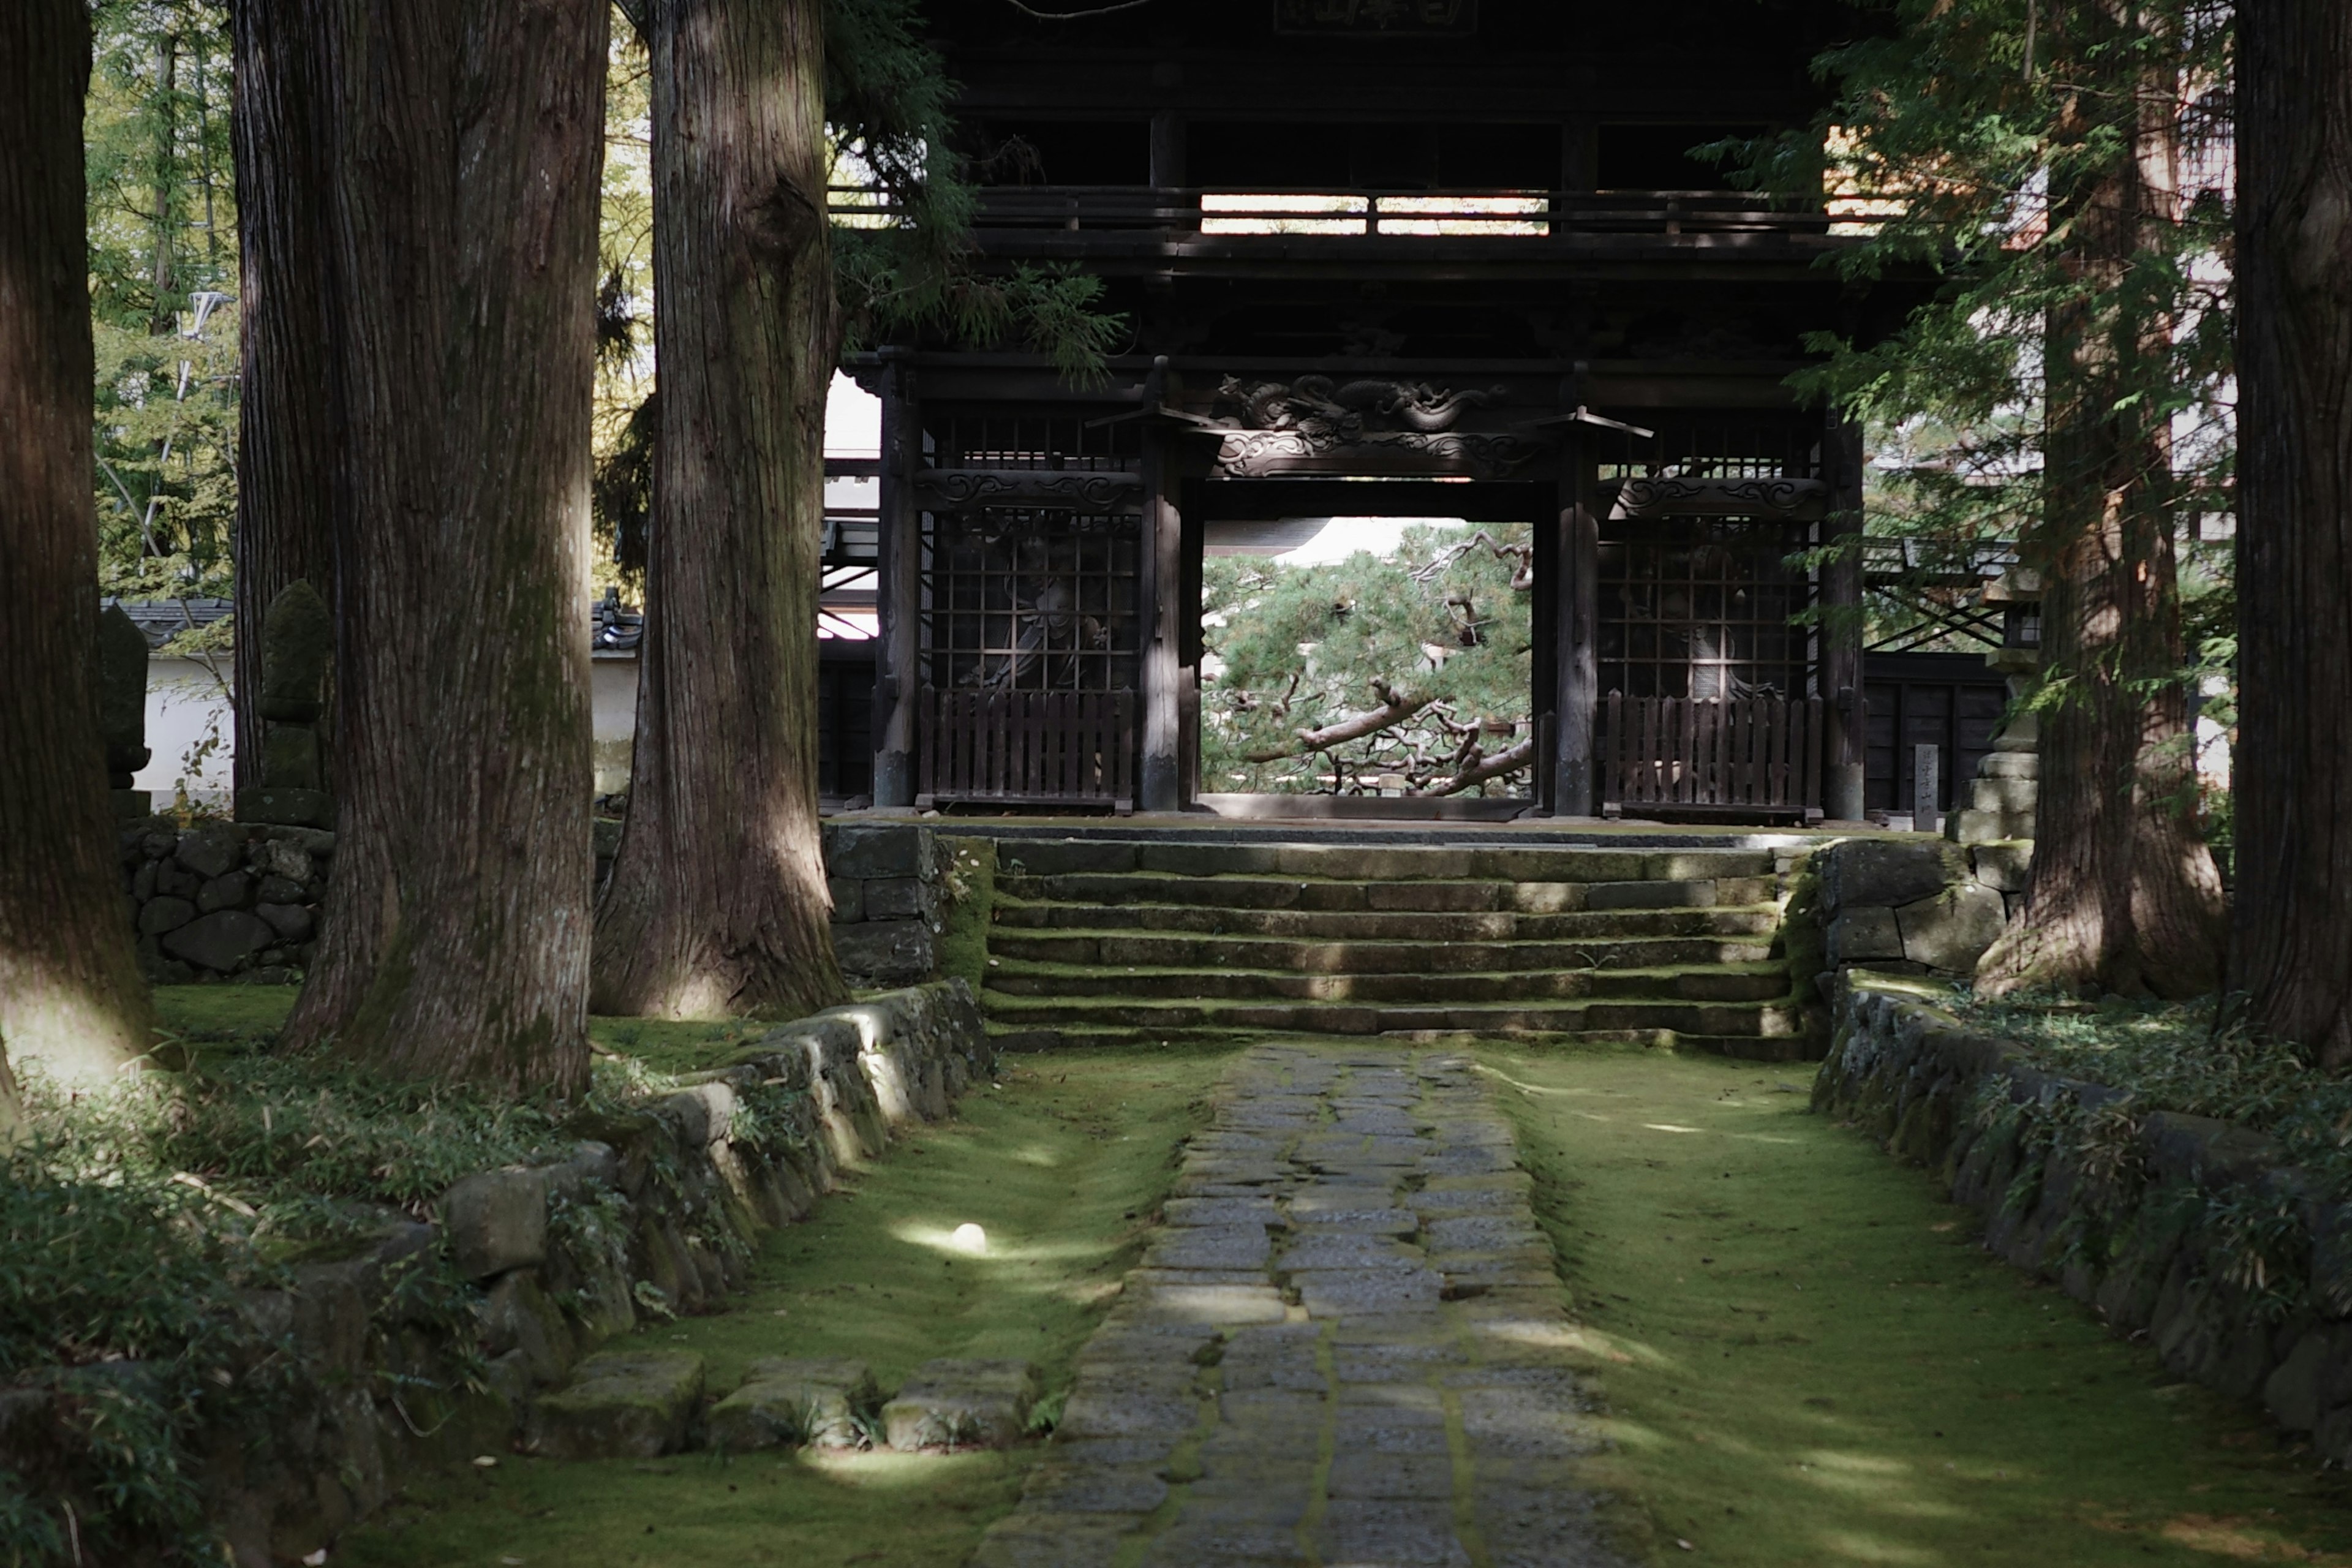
[972,1044,1624,1568]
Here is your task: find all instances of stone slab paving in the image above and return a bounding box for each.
[971,1044,1625,1568]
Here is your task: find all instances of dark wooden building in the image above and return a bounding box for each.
[848,0,1912,820]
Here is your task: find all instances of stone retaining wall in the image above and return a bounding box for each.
[121,818,331,984]
[1815,836,2032,986]
[2,981,991,1566]
[1817,972,2352,1463]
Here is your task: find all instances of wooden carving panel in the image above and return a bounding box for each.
[1273,0,1477,34]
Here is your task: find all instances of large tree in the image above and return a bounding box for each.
[0,0,156,1120]
[1744,0,2231,997]
[279,0,609,1093]
[590,0,847,1018]
[1976,0,2227,997]
[228,0,337,794]
[2232,0,2352,1062]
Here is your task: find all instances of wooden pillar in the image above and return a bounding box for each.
[1821,414,1868,821]
[1139,417,1183,812]
[1555,428,1600,816]
[1151,111,1186,189]
[871,350,922,807]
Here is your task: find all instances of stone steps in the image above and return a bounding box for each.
[989,927,1774,973]
[978,990,1806,1039]
[975,834,1811,1059]
[985,959,1789,1004]
[993,839,1774,884]
[995,871,1774,912]
[989,895,1784,940]
[986,1020,1812,1063]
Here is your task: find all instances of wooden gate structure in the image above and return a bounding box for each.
[847,1,1920,821]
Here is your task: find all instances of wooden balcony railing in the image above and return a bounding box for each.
[828,185,1834,241]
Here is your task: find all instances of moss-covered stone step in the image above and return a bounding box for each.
[706,1357,880,1452]
[986,1022,1814,1061]
[989,897,1784,941]
[991,839,1776,883]
[984,959,1790,1005]
[978,992,1804,1039]
[995,871,1775,913]
[530,1349,707,1460]
[987,929,1775,973]
[880,1358,1041,1450]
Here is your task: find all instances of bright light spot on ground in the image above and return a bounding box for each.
[1643,1123,1703,1134]
[949,1223,988,1255]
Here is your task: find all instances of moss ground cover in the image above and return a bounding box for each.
[1490,1044,2352,1566]
[338,1047,1229,1568]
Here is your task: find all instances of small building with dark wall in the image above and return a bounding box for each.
[849,0,1916,821]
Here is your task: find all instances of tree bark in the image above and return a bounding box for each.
[592,0,848,1019]
[1978,0,2226,998]
[230,0,339,795]
[282,0,608,1092]
[0,0,155,1109]
[2233,0,2352,1062]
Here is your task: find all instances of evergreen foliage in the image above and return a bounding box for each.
[1727,0,2236,717]
[85,0,240,602]
[1201,525,1534,796]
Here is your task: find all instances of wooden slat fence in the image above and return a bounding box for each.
[1600,693,1822,818]
[918,688,1136,812]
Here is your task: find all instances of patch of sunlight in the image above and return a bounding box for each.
[796,1449,983,1488]
[888,1221,1111,1265]
[1643,1123,1703,1134]
[1802,1450,1913,1477]
[1813,1529,1943,1564]
[1008,1142,1066,1168]
[1468,1314,1676,1368]
[2158,1514,2315,1561]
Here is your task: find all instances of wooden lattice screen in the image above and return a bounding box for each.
[918,689,1136,812]
[1599,693,1823,820]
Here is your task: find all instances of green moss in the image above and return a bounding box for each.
[935,835,997,993]
[339,1049,1231,1568]
[1487,1047,2352,1565]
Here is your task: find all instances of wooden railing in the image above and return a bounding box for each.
[918,688,1136,813]
[829,185,1834,241]
[1600,693,1823,820]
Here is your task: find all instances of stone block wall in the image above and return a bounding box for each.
[1817,974,2352,1465]
[1,981,990,1566]
[586,819,950,990]
[824,822,945,987]
[1815,835,2031,986]
[121,819,332,984]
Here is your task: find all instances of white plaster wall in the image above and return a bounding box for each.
[592,654,640,794]
[135,656,235,809]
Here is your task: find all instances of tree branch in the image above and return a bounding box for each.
[1411,736,1536,797]
[1245,679,1430,763]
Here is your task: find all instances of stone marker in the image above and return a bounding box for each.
[533,1349,706,1459]
[706,1357,880,1451]
[882,1358,1040,1450]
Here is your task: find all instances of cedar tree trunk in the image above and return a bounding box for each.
[2233,0,2352,1063]
[229,0,339,794]
[1977,1,2226,998]
[282,0,608,1093]
[590,0,848,1019]
[0,0,156,1110]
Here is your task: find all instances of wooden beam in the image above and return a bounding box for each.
[1820,413,1867,821]
[871,351,922,807]
[1139,412,1183,811]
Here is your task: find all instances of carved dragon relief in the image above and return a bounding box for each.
[1197,375,1541,480]
[913,467,1145,513]
[1610,474,1831,522]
